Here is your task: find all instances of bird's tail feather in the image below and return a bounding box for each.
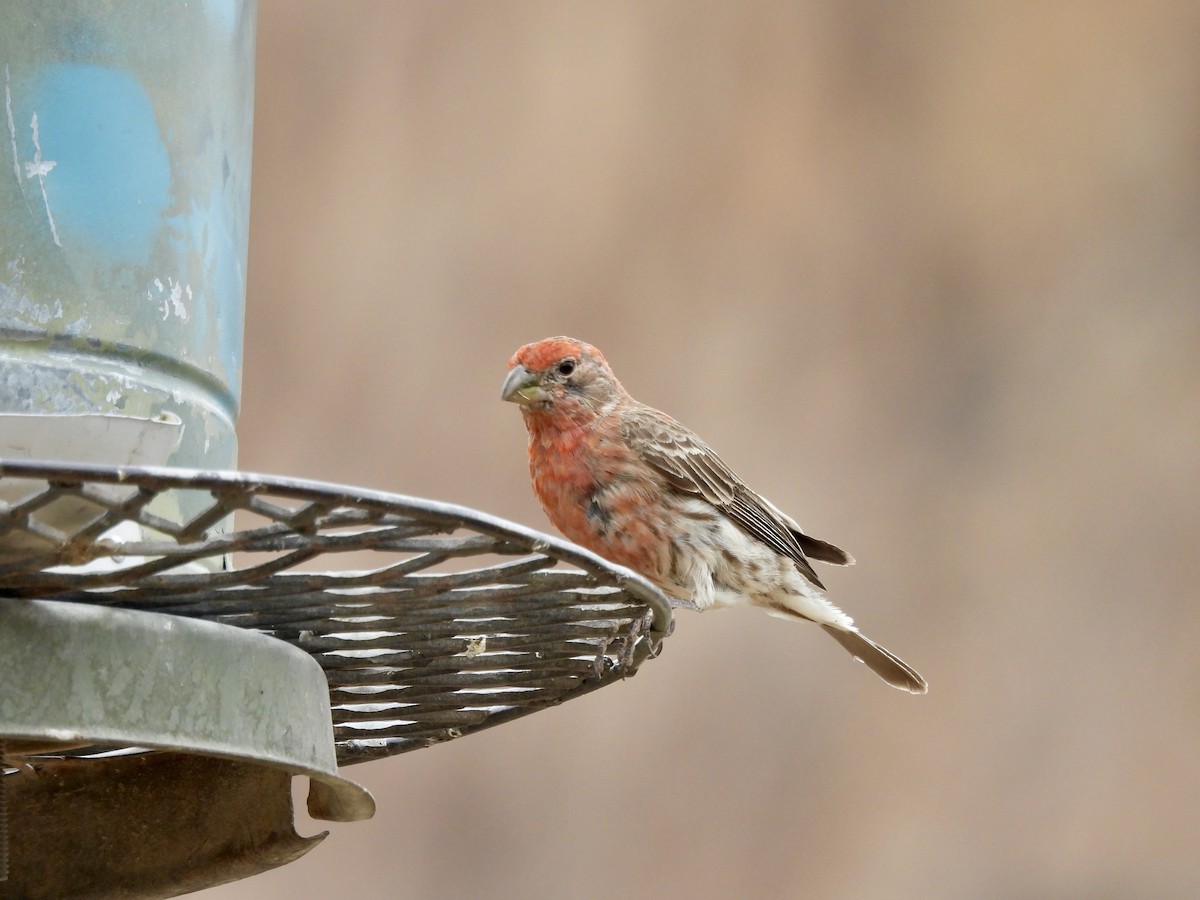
[820,625,928,694]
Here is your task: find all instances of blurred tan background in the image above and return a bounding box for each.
[214,2,1200,898]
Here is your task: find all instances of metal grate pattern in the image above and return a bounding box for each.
[0,460,673,765]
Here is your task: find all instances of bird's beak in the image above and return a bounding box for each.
[501,365,547,405]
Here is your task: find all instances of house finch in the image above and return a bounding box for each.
[502,336,927,693]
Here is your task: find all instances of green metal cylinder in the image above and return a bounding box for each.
[0,1,256,470]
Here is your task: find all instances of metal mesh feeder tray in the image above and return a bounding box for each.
[0,459,674,897]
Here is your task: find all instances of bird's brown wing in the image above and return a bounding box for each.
[759,495,854,567]
[620,405,830,588]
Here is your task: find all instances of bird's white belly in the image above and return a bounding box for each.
[671,499,854,629]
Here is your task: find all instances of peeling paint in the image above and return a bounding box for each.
[148,276,191,322]
[0,281,64,325]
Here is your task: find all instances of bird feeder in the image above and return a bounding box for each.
[0,4,673,896]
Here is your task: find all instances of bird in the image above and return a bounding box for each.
[501,336,927,693]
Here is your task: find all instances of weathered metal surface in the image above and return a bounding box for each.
[0,1,256,473]
[0,460,676,763]
[0,598,374,823]
[0,753,324,900]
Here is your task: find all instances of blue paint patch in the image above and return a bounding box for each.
[20,64,170,264]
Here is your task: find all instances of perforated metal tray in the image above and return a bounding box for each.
[0,459,675,764]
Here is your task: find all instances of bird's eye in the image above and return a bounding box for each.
[556,358,576,377]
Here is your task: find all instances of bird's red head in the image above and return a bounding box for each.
[502,336,625,423]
